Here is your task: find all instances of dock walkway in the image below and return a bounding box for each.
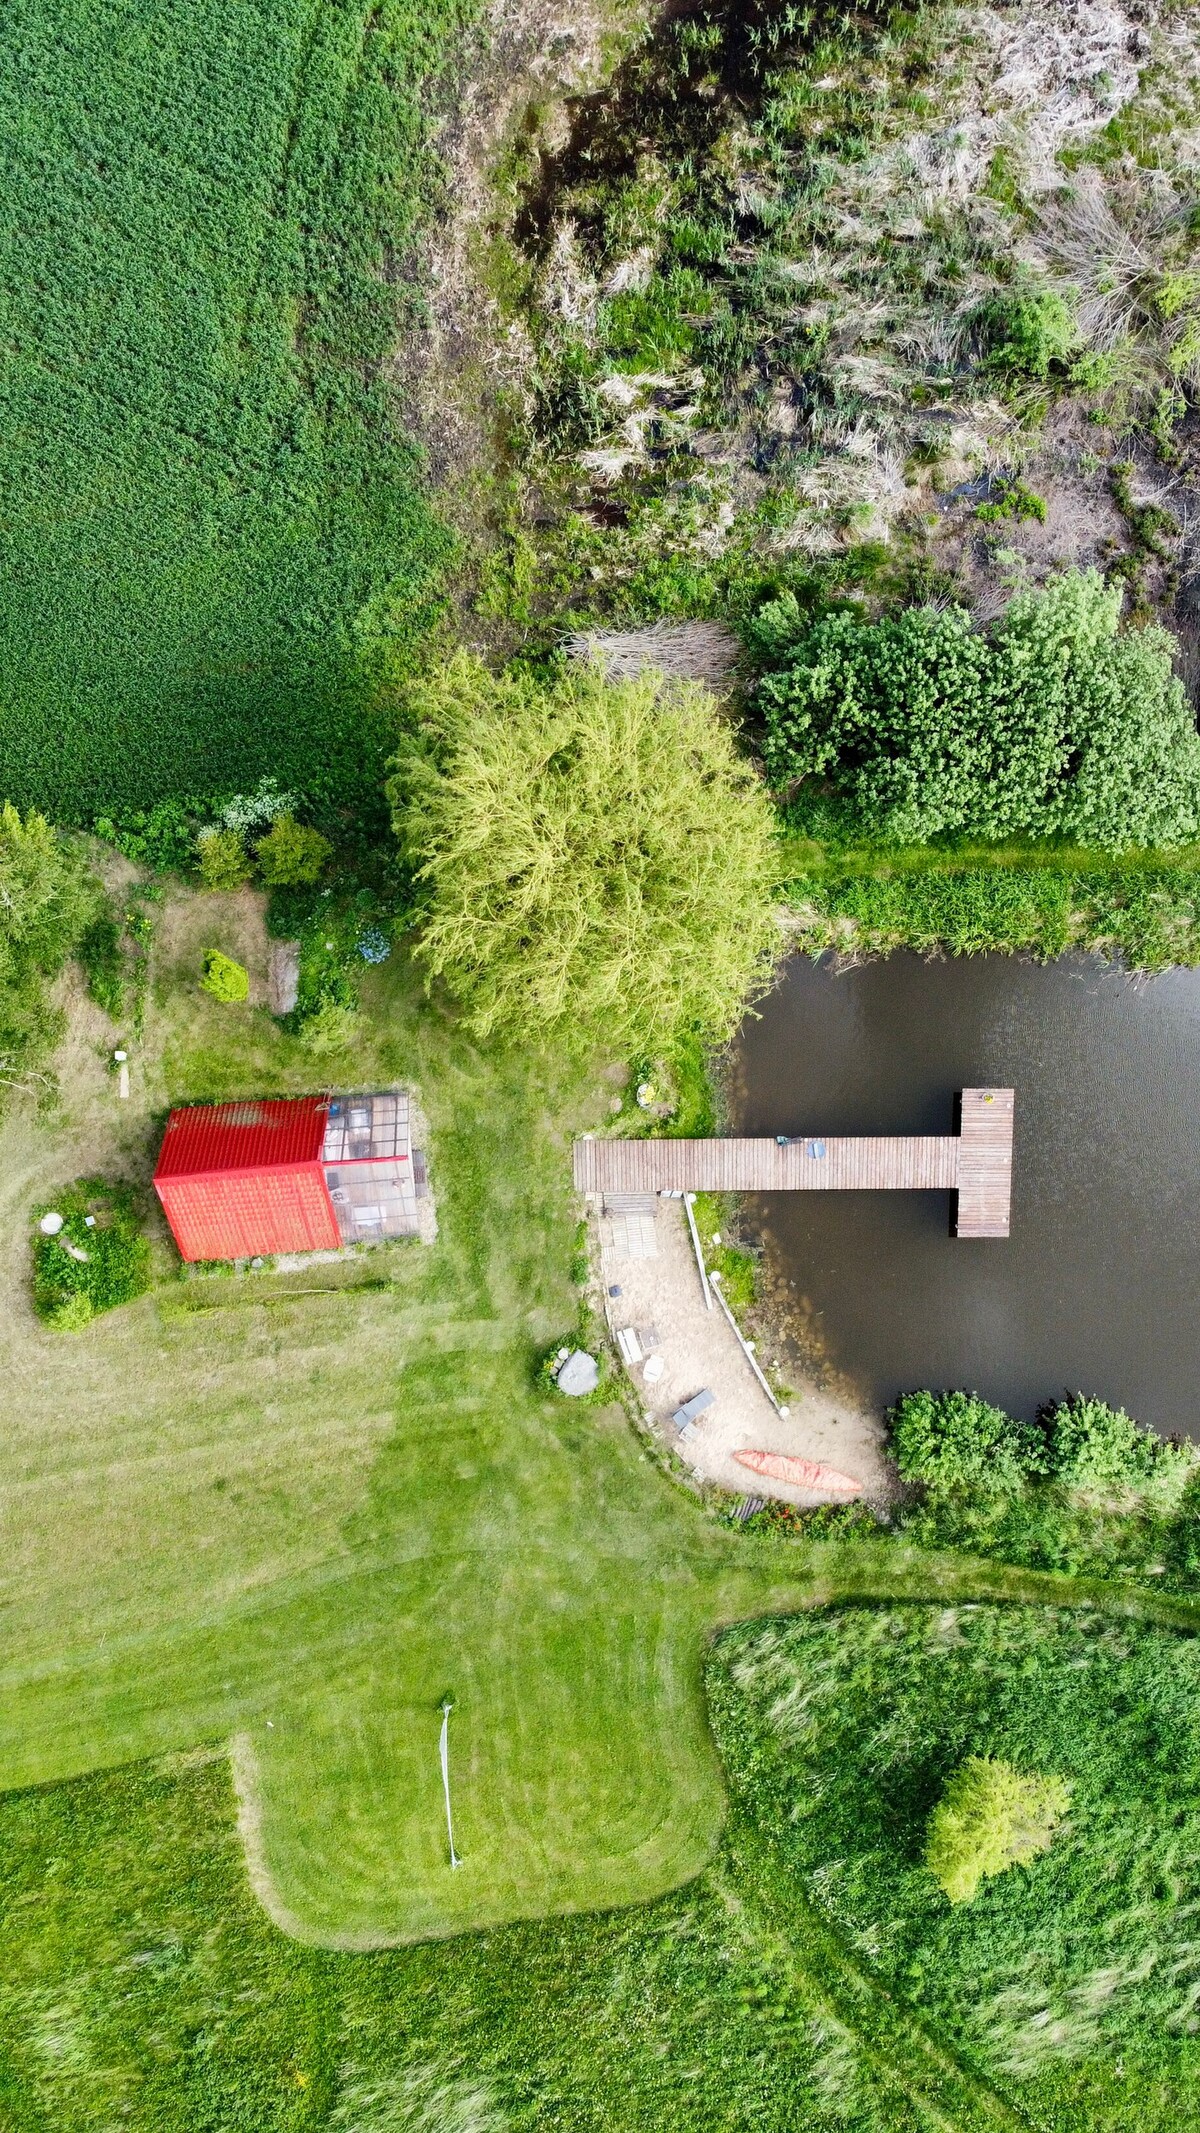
[575,1087,1013,1237]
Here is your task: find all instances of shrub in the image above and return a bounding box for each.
[889,1389,1045,1496]
[32,1181,151,1329]
[298,999,362,1053]
[756,570,1200,848]
[0,803,97,1101]
[924,1755,1071,1904]
[254,816,332,888]
[1164,1472,1200,1586]
[197,828,251,891]
[94,799,204,873]
[77,909,125,1020]
[1042,1394,1192,1495]
[977,283,1078,379]
[200,950,249,1003]
[390,652,780,1051]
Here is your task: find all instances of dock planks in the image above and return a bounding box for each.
[954,1086,1014,1238]
[574,1088,1014,1238]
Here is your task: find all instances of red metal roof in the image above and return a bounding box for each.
[154,1095,329,1182]
[156,1168,340,1261]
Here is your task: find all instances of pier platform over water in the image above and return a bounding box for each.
[574,1087,1014,1238]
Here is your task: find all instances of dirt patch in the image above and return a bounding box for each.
[267,940,301,1016]
[155,885,272,1008]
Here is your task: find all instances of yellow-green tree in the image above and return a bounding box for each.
[389,653,780,1051]
[925,1755,1071,1904]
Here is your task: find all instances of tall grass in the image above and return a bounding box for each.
[781,842,1200,970]
[710,1603,1200,2119]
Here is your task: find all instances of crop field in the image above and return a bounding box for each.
[0,0,459,822]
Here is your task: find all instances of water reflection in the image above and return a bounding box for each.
[730,952,1200,1435]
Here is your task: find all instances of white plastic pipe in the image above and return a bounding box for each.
[683,1192,712,1310]
[439,1702,461,1868]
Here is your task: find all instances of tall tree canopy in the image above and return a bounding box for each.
[754,571,1200,848]
[389,653,780,1050]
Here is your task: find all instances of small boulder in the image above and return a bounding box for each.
[555,1350,599,1397]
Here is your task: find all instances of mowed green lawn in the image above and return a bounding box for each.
[0,0,456,820]
[0,917,790,1941]
[10,903,1191,1946]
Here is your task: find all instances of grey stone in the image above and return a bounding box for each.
[555,1349,599,1397]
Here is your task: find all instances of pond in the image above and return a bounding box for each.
[730,952,1200,1436]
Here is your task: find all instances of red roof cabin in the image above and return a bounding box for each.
[153,1091,425,1262]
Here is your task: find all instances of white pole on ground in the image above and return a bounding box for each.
[709,1271,786,1416]
[683,1192,712,1310]
[440,1701,461,1868]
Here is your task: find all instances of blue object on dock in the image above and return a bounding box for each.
[807,1139,827,1159]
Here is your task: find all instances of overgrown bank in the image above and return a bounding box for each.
[780,838,1200,968]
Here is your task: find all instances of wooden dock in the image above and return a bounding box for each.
[574,1087,1013,1238]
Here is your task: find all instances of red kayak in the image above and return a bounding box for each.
[734,1448,862,1496]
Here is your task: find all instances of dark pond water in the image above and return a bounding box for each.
[730,953,1200,1435]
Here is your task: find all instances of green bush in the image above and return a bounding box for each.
[0,803,97,1101]
[977,282,1078,379]
[924,1755,1071,1905]
[197,828,251,891]
[93,799,206,872]
[1042,1394,1191,1495]
[254,816,332,888]
[32,1181,150,1329]
[200,950,249,1003]
[890,1389,1045,1496]
[76,909,124,1019]
[1164,1472,1200,1586]
[890,1386,1200,1584]
[297,998,362,1053]
[390,652,780,1051]
[756,570,1200,847]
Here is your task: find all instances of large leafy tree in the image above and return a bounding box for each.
[389,653,780,1049]
[0,803,96,1094]
[755,570,1200,847]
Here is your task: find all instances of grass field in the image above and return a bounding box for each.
[4,884,1197,1956]
[712,1605,1200,2130]
[0,0,460,823]
[6,1619,1200,2130]
[6,890,1200,2124]
[779,835,1200,969]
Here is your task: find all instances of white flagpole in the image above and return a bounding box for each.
[439,1701,461,1868]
